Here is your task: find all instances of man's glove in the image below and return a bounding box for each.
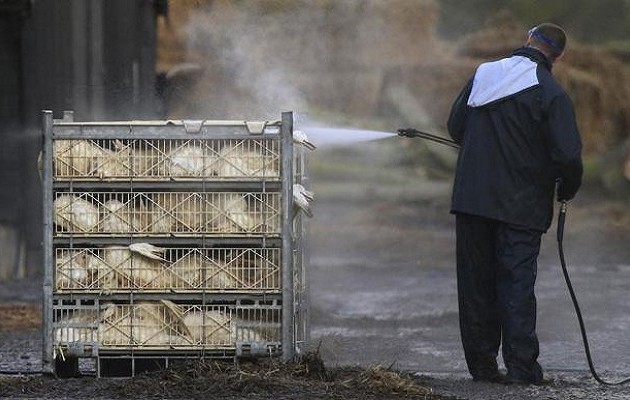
[556,179,577,202]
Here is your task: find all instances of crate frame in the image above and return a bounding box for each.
[41,111,307,376]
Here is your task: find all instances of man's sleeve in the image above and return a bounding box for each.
[447,78,473,144]
[548,92,583,201]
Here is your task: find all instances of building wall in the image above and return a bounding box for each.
[0,0,162,281]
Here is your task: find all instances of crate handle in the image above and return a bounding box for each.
[245,121,266,135]
[182,120,204,134]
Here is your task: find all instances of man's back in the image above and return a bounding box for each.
[448,46,582,231]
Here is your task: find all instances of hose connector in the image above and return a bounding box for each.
[557,200,568,243]
[560,200,568,214]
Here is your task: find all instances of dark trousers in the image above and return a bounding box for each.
[455,213,543,381]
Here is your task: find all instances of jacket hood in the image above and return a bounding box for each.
[467,47,550,108]
[512,46,552,71]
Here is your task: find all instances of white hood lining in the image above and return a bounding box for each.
[467,56,539,107]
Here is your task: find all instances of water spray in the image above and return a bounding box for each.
[399,126,630,386]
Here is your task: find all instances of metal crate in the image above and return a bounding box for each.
[41,112,307,377]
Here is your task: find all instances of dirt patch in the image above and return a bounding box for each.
[0,357,453,400]
[0,304,41,331]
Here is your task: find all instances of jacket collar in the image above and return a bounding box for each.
[512,46,552,71]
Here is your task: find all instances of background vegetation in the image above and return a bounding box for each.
[438,0,630,50]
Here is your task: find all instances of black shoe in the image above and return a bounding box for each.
[503,374,545,386]
[504,363,545,385]
[470,358,503,383]
[472,370,505,383]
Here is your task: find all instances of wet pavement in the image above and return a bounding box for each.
[306,144,630,399]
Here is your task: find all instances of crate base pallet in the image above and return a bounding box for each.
[54,342,282,378]
[54,345,283,378]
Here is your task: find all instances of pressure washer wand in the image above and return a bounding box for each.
[397,128,460,149]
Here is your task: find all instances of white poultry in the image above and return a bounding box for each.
[102,244,167,290]
[293,183,314,218]
[217,143,279,178]
[100,301,191,346]
[102,199,132,233]
[168,144,216,177]
[169,252,237,290]
[55,310,99,344]
[54,194,100,233]
[129,242,167,261]
[151,192,204,233]
[293,130,316,151]
[55,249,113,291]
[56,252,92,290]
[96,139,132,177]
[54,140,104,177]
[183,309,232,345]
[210,193,256,233]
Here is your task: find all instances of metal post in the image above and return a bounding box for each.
[281,112,294,361]
[41,110,54,374]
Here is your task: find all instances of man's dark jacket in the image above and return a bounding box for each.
[447,47,583,232]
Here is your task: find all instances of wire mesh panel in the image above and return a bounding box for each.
[54,247,281,292]
[53,300,99,347]
[53,301,281,352]
[99,301,225,348]
[53,139,280,181]
[234,303,282,344]
[53,191,281,236]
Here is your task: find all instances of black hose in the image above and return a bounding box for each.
[557,201,630,385]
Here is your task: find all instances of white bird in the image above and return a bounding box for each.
[293,130,316,151]
[56,252,93,290]
[217,145,278,178]
[169,144,216,177]
[54,195,100,233]
[183,310,231,345]
[295,183,314,202]
[102,199,131,233]
[129,243,166,261]
[97,139,132,177]
[102,245,168,291]
[214,193,256,233]
[293,183,314,218]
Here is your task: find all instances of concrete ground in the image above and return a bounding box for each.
[308,141,630,399]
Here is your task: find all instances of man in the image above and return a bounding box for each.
[447,23,583,385]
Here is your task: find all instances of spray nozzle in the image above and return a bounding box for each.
[397,128,421,138]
